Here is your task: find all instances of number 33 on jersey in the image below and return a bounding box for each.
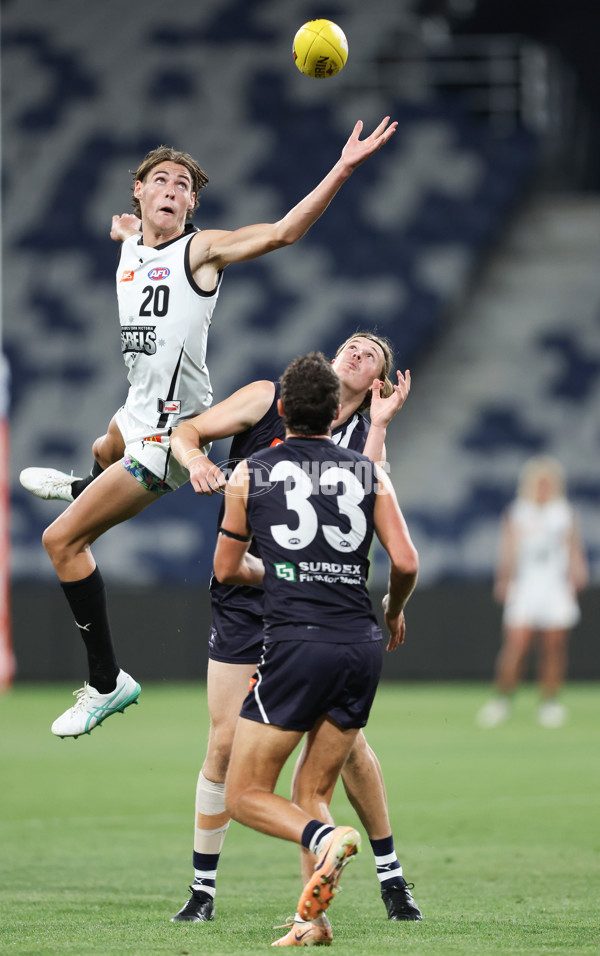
[246,438,381,632]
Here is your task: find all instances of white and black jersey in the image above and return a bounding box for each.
[117,223,222,438]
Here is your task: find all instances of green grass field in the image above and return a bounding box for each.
[1,682,598,955]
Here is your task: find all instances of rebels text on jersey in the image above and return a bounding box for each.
[117,224,222,434]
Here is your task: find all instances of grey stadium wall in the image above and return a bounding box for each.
[10,582,600,682]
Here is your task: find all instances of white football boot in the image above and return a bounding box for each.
[537,700,567,728]
[20,467,80,502]
[51,670,141,738]
[476,697,511,728]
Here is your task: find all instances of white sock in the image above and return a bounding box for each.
[310,824,335,856]
[294,912,331,927]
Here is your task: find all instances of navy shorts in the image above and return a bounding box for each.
[240,638,383,731]
[208,599,265,665]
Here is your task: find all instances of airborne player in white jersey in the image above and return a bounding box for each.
[19,119,398,738]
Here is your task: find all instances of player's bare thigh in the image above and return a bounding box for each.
[43,461,157,560]
[203,658,258,782]
[293,715,360,811]
[92,413,126,469]
[226,718,304,804]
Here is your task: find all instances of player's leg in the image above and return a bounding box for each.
[338,732,422,920]
[225,717,307,837]
[69,413,126,499]
[283,716,362,928]
[227,640,366,937]
[226,716,360,894]
[172,659,257,922]
[228,716,357,935]
[43,462,158,736]
[477,625,534,727]
[172,599,266,922]
[271,639,381,942]
[272,717,364,946]
[225,640,362,842]
[228,720,356,940]
[537,627,569,727]
[20,412,126,503]
[91,413,126,469]
[288,717,361,881]
[495,624,534,692]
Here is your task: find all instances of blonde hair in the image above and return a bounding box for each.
[333,331,395,412]
[517,455,566,501]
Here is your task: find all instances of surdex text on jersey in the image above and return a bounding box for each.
[299,562,362,575]
[121,325,157,355]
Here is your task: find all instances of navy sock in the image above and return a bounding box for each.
[192,851,219,898]
[370,835,403,888]
[301,820,334,854]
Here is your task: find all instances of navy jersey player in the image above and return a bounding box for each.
[213,352,418,946]
[18,117,398,738]
[169,334,422,928]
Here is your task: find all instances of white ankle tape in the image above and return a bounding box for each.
[195,771,226,815]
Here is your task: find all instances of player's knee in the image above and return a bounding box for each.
[92,434,114,470]
[42,521,63,560]
[292,774,330,807]
[42,518,77,564]
[224,782,243,821]
[206,738,233,779]
[346,731,368,764]
[342,746,362,779]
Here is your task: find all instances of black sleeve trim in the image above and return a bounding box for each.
[184,233,223,297]
[218,526,252,543]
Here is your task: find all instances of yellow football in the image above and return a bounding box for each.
[293,19,348,79]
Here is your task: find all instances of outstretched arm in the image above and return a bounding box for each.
[171,380,275,495]
[190,117,397,272]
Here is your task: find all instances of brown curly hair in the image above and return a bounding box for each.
[280,352,341,436]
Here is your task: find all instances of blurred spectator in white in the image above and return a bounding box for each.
[477,455,588,729]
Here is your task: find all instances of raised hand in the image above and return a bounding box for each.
[341,116,398,170]
[110,213,142,242]
[369,370,411,429]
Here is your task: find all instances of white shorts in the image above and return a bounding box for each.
[115,404,210,493]
[503,580,580,630]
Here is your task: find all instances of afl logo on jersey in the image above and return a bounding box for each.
[148,267,170,280]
